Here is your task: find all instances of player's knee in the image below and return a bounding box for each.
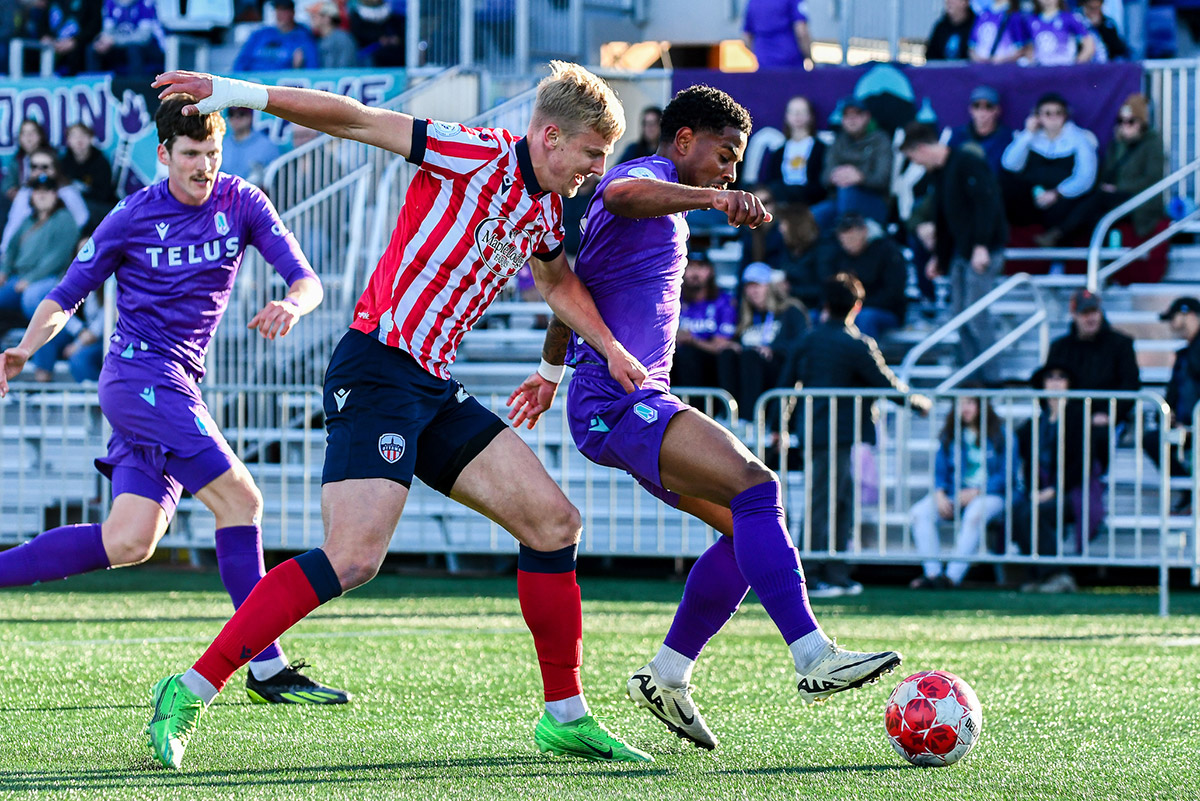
[325,539,386,590]
[741,464,778,493]
[231,481,264,521]
[104,526,157,566]
[530,501,581,552]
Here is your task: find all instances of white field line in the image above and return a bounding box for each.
[10,627,526,648]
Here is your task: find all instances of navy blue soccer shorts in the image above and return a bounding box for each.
[321,329,507,494]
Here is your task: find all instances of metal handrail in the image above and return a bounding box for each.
[1086,156,1200,291]
[898,273,1048,388]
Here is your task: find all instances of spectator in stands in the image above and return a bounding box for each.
[350,0,405,67]
[2,118,48,202]
[901,122,1007,384]
[1049,93,1165,246]
[1143,297,1200,513]
[1079,0,1129,61]
[617,107,661,164]
[310,1,357,68]
[60,123,115,234]
[86,0,163,75]
[1029,0,1095,65]
[970,0,1032,63]
[784,273,931,597]
[735,261,808,413]
[1046,288,1139,471]
[672,255,739,394]
[813,97,893,230]
[910,393,1012,589]
[234,0,318,70]
[1,148,88,257]
[816,212,907,340]
[220,107,280,188]
[775,203,822,309]
[1001,92,1098,243]
[948,85,1014,176]
[1015,361,1104,594]
[27,288,103,382]
[757,95,827,211]
[739,187,784,268]
[926,0,977,60]
[743,0,811,68]
[0,173,79,336]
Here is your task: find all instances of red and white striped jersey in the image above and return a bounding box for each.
[350,119,565,379]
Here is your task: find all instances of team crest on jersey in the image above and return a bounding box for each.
[78,237,95,262]
[633,403,658,424]
[214,211,230,236]
[378,433,406,464]
[628,166,657,180]
[111,199,127,214]
[433,120,460,137]
[271,221,286,236]
[473,216,534,279]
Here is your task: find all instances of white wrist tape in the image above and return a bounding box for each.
[537,358,565,383]
[195,76,269,114]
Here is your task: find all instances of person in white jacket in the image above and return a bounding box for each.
[1000,91,1098,244]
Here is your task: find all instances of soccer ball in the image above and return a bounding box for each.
[884,670,982,767]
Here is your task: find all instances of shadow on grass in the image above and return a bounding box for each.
[0,756,667,791]
[713,764,907,776]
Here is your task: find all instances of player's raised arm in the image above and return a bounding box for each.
[152,71,415,159]
[604,178,771,228]
[529,251,646,394]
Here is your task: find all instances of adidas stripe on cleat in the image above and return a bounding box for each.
[626,663,718,750]
[795,642,902,704]
[245,660,351,705]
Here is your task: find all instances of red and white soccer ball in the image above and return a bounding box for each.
[884,670,982,767]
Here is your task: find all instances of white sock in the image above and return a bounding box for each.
[545,693,589,724]
[790,629,834,673]
[179,668,219,706]
[249,654,289,681]
[649,645,695,687]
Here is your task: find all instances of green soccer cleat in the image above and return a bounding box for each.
[245,660,351,704]
[534,712,654,763]
[146,674,205,770]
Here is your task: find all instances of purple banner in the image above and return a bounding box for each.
[673,62,1143,153]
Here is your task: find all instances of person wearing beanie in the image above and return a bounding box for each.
[1047,93,1165,244]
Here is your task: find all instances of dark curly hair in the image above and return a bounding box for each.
[156,93,227,152]
[660,85,752,145]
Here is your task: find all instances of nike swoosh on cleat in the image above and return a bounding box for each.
[573,737,614,759]
[828,654,891,674]
[672,699,696,726]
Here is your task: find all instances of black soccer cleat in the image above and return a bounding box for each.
[245,660,352,705]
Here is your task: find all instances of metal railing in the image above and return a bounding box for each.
[1086,156,1200,291]
[898,273,1049,391]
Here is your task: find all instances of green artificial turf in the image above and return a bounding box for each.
[0,569,1196,800]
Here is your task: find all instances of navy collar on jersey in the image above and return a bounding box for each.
[515,138,545,197]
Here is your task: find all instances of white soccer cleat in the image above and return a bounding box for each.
[626,662,718,750]
[795,642,902,705]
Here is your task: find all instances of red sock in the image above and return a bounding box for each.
[517,545,583,702]
[192,549,342,691]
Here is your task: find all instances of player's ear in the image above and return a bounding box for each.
[156,142,170,166]
[674,126,693,155]
[543,123,561,151]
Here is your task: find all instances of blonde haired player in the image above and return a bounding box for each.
[146,62,652,768]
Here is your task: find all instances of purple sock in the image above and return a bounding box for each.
[0,524,109,587]
[214,525,285,666]
[663,536,750,659]
[730,480,819,644]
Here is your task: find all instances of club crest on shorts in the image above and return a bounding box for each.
[378,433,406,464]
[633,403,658,423]
[214,211,230,236]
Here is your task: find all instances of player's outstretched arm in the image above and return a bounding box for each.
[530,252,646,394]
[247,277,323,341]
[604,178,771,228]
[507,317,573,429]
[0,298,71,397]
[152,71,415,159]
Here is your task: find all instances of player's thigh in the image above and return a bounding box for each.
[658,408,775,506]
[101,492,171,565]
[448,427,580,552]
[319,478,409,590]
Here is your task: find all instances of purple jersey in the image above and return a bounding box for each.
[970,7,1031,60]
[743,0,809,68]
[679,294,736,341]
[46,173,316,380]
[1029,11,1089,65]
[566,156,689,389]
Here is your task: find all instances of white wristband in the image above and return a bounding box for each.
[537,358,564,383]
[195,76,269,114]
